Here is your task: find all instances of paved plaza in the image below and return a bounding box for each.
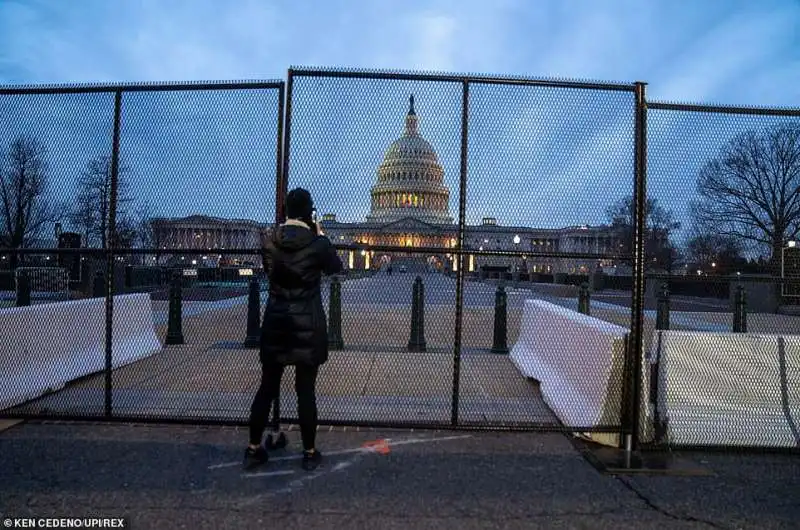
[8,272,800,425]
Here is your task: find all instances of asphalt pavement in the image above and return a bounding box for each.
[1,421,798,529]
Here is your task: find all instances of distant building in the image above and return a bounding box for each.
[149,215,264,267]
[153,96,626,274]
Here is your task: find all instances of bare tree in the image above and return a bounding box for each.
[69,154,133,249]
[130,202,157,249]
[684,227,746,274]
[0,135,61,268]
[606,195,681,271]
[691,123,800,269]
[111,202,161,265]
[114,214,139,250]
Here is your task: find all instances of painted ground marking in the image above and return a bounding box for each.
[208,434,471,470]
[232,434,472,507]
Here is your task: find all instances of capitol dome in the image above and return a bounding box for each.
[365,95,453,224]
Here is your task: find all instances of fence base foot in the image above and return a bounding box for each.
[574,440,712,476]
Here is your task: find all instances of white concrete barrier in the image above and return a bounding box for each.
[509,299,649,446]
[651,330,800,448]
[0,293,162,410]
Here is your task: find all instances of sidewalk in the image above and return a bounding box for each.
[1,420,797,529]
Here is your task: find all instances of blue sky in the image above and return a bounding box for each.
[0,0,798,246]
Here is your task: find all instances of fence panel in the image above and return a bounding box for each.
[110,83,282,422]
[1,82,284,423]
[461,79,637,436]
[282,70,465,427]
[0,88,116,417]
[645,101,800,449]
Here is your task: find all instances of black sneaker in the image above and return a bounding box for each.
[265,432,288,450]
[243,445,269,470]
[301,449,322,471]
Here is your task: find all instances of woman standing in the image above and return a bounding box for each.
[244,188,343,471]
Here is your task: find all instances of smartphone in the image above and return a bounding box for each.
[311,209,318,224]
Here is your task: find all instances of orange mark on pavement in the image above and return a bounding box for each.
[362,439,391,455]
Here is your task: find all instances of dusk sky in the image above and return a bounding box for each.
[1,0,798,245]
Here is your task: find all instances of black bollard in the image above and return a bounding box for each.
[93,270,105,298]
[165,271,184,345]
[656,283,670,330]
[244,277,261,347]
[578,282,590,315]
[328,275,344,350]
[491,283,508,354]
[408,276,427,352]
[407,278,419,351]
[418,277,426,350]
[733,285,747,333]
[15,271,30,307]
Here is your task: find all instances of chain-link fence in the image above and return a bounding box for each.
[2,71,798,452]
[0,81,284,423]
[644,101,800,450]
[274,68,646,442]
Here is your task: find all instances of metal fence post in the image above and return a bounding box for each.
[274,80,286,226]
[277,71,293,226]
[450,80,470,426]
[624,80,649,452]
[651,283,670,442]
[104,90,122,419]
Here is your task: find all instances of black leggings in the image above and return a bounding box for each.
[248,361,319,450]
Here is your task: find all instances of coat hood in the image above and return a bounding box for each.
[271,219,317,251]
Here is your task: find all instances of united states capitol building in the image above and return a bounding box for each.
[152,96,625,274]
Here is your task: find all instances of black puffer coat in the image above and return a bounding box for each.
[260,220,344,367]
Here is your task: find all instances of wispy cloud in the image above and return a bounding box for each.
[652,4,800,103]
[1,0,796,102]
[0,0,797,235]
